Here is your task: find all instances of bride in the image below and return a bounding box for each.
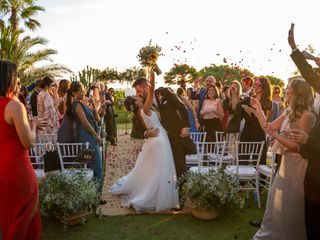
[110,67,179,213]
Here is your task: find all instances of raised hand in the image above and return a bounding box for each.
[250,97,260,110]
[288,23,297,50]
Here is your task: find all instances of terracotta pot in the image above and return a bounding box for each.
[62,208,92,226]
[191,204,219,221]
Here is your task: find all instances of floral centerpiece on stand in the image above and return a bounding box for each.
[39,171,100,227]
[178,169,244,220]
[137,40,163,75]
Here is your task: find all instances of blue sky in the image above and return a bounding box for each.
[29,0,320,85]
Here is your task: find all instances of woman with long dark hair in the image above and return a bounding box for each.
[0,60,43,239]
[64,81,103,192]
[199,84,224,141]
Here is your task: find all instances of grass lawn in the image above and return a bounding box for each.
[42,198,265,240]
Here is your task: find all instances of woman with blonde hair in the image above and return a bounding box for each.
[227,80,242,122]
[252,78,316,239]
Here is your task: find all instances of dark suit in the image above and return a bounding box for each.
[105,93,116,144]
[155,87,194,178]
[291,49,320,238]
[30,90,39,116]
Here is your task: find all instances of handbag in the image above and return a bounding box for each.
[44,143,61,172]
[77,148,96,164]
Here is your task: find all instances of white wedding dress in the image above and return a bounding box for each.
[110,109,179,212]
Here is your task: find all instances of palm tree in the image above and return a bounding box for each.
[0,0,44,34]
[0,26,72,85]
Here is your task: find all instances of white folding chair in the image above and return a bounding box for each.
[258,150,277,192]
[215,131,239,165]
[29,143,53,178]
[56,142,94,179]
[37,133,58,144]
[186,132,207,166]
[189,141,226,174]
[225,141,265,208]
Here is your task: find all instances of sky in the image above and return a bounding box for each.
[28,0,320,87]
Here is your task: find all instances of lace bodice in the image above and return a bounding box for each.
[140,109,162,130]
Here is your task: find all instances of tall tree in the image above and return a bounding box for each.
[164,64,198,86]
[198,64,254,86]
[0,0,44,34]
[0,26,72,85]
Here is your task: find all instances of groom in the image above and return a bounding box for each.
[132,77,195,178]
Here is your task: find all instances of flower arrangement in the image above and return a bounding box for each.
[178,169,244,211]
[39,171,100,225]
[137,40,163,75]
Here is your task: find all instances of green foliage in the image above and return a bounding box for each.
[164,63,199,85]
[0,26,72,85]
[178,169,244,210]
[75,66,101,88]
[257,75,285,88]
[0,0,44,34]
[39,172,100,220]
[113,89,125,108]
[99,67,120,82]
[198,64,254,86]
[119,67,146,84]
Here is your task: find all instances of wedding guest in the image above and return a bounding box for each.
[227,80,242,123]
[252,78,315,240]
[198,75,216,117]
[57,79,71,125]
[190,77,201,100]
[30,79,42,117]
[241,76,254,97]
[199,84,224,141]
[65,81,103,192]
[229,77,273,165]
[0,60,43,240]
[272,85,285,114]
[37,77,59,134]
[177,87,200,132]
[105,87,117,145]
[288,23,320,238]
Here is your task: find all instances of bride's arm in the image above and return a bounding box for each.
[142,67,155,116]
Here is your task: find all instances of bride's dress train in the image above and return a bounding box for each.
[110,109,179,212]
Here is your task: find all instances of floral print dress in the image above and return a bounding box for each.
[37,91,59,134]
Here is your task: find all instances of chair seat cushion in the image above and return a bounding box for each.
[62,169,94,180]
[258,165,274,177]
[186,154,198,163]
[225,165,257,178]
[208,154,234,162]
[189,166,218,174]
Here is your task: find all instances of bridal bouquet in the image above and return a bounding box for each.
[137,40,162,75]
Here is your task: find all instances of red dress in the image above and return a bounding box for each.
[0,97,42,240]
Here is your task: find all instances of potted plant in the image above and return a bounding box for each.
[178,169,244,220]
[39,171,100,226]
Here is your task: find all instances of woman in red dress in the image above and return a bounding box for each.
[0,60,42,240]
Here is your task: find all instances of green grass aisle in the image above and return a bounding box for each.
[42,203,265,240]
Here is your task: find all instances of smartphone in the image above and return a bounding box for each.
[89,90,94,98]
